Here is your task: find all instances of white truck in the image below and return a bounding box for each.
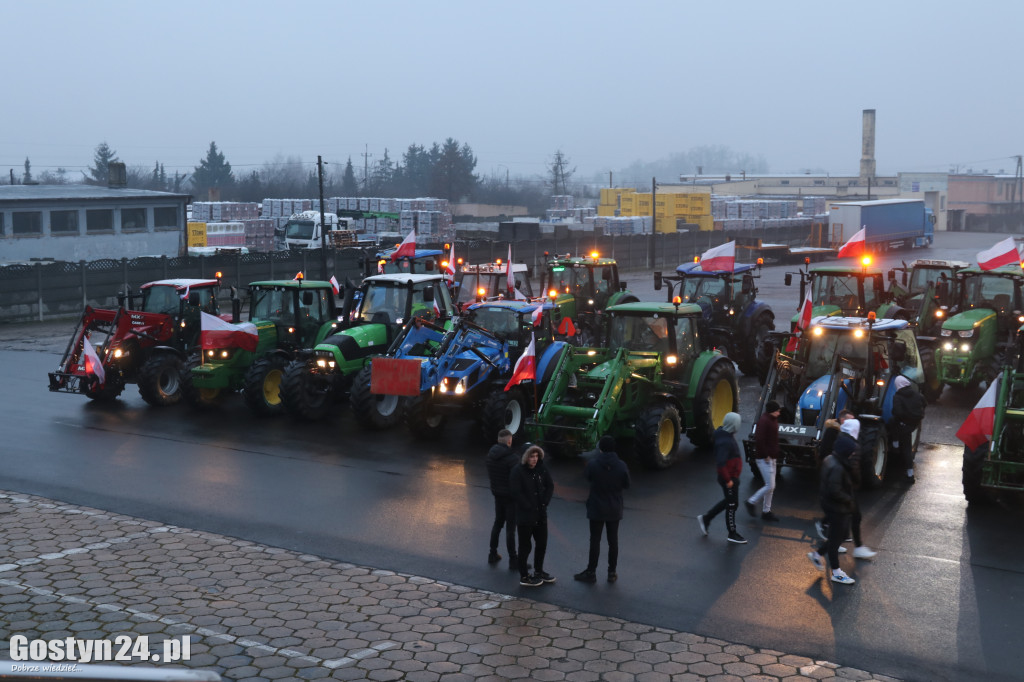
[283,211,356,250]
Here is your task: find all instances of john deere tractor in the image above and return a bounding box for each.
[653,262,775,377]
[785,261,892,325]
[747,315,925,488]
[936,264,1024,393]
[280,273,457,423]
[539,253,638,345]
[181,278,341,416]
[525,300,738,469]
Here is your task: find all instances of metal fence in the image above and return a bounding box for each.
[0,227,816,323]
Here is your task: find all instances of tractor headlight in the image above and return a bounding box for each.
[940,328,953,337]
[728,308,735,316]
[112,348,124,359]
[960,343,970,353]
[439,376,467,394]
[957,329,974,338]
[935,308,945,319]
[588,299,594,305]
[314,351,336,369]
[665,354,678,365]
[943,341,954,351]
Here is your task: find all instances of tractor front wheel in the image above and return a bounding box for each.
[137,353,184,407]
[635,403,682,469]
[690,361,738,450]
[738,314,773,378]
[281,360,334,421]
[858,421,888,488]
[481,388,529,441]
[243,355,289,417]
[350,365,405,430]
[405,395,446,438]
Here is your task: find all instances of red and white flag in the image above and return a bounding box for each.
[179,284,190,301]
[200,311,258,352]
[329,275,340,296]
[531,305,543,327]
[836,228,866,259]
[956,374,1001,451]
[391,229,416,261]
[444,243,456,280]
[977,237,1021,271]
[786,286,814,352]
[432,298,441,317]
[507,244,515,294]
[504,333,536,391]
[698,241,735,272]
[82,335,106,385]
[514,287,528,301]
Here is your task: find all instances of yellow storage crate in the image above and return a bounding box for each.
[597,204,617,217]
[187,221,207,247]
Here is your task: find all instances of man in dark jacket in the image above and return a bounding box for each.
[807,418,859,585]
[697,412,747,544]
[574,435,631,584]
[486,429,519,569]
[510,445,555,587]
[891,368,927,483]
[746,400,781,522]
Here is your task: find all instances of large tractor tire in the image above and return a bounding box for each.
[405,395,446,438]
[690,361,738,450]
[919,346,944,403]
[243,355,289,417]
[858,421,888,488]
[635,403,682,469]
[481,388,529,441]
[962,443,990,505]
[281,359,334,422]
[350,365,405,430]
[181,357,224,408]
[137,352,184,407]
[737,314,773,378]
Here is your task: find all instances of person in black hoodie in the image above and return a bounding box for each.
[486,429,520,569]
[510,444,555,587]
[891,368,927,483]
[574,435,631,584]
[807,418,859,585]
[697,412,747,544]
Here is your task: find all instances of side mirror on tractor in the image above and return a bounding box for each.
[784,273,792,286]
[653,272,662,291]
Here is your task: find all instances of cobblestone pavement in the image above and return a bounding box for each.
[0,491,900,681]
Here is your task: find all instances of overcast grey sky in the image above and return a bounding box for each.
[5,0,1021,183]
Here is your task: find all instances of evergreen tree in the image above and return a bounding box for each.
[430,138,477,202]
[86,142,119,185]
[341,157,359,195]
[190,141,235,199]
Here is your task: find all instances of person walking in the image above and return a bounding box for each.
[746,400,781,522]
[574,435,631,584]
[510,444,555,587]
[697,412,747,544]
[891,367,927,484]
[486,429,520,570]
[815,410,877,560]
[807,418,860,585]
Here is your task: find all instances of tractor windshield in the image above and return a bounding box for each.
[608,315,670,353]
[250,288,296,325]
[801,329,870,378]
[284,220,315,240]
[466,306,521,338]
[961,274,1016,312]
[140,284,214,315]
[809,274,881,310]
[679,277,727,307]
[357,282,410,325]
[548,265,593,298]
[908,267,953,296]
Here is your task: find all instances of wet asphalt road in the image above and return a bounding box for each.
[1,230,1022,682]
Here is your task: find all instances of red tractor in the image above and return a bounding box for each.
[48,277,227,405]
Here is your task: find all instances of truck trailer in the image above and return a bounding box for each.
[829,199,934,253]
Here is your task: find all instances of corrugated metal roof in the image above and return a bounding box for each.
[0,184,190,202]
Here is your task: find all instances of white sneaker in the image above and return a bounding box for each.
[697,514,708,537]
[807,551,825,572]
[853,546,877,560]
[831,569,856,585]
[838,545,847,554]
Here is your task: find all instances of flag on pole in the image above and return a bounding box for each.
[514,287,527,301]
[531,305,543,327]
[786,286,814,352]
[179,284,190,301]
[504,333,536,391]
[956,375,1001,451]
[391,229,416,261]
[507,244,515,294]
[200,311,259,351]
[82,335,106,385]
[432,298,441,317]
[444,243,456,280]
[977,237,1021,271]
[836,228,866,259]
[329,276,340,296]
[697,241,736,272]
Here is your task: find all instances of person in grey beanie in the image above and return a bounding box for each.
[697,412,747,544]
[574,435,631,584]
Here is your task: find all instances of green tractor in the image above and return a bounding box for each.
[181,278,342,415]
[886,258,968,401]
[785,260,892,326]
[539,252,638,345]
[936,264,1024,393]
[525,300,738,469]
[280,273,457,423]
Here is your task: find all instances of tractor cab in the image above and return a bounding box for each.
[369,248,445,276]
[452,260,535,308]
[540,253,637,345]
[786,262,889,324]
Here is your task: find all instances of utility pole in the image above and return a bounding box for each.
[318,155,328,280]
[648,177,656,268]
[361,144,372,193]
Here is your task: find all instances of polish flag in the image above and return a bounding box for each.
[179,284,190,301]
[837,228,866,259]
[433,298,441,317]
[504,333,536,391]
[698,241,735,272]
[82,335,106,385]
[507,244,515,294]
[956,374,1001,451]
[329,276,340,296]
[444,243,456,280]
[391,230,416,261]
[200,311,258,351]
[514,287,528,301]
[786,286,814,352]
[977,237,1021,271]
[531,305,543,327]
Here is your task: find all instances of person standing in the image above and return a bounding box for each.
[486,429,519,569]
[746,400,781,522]
[510,444,555,587]
[891,368,927,484]
[697,412,747,544]
[815,410,877,560]
[807,418,859,585]
[574,435,631,584]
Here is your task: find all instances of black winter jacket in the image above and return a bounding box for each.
[893,384,927,427]
[584,450,631,521]
[819,446,856,515]
[486,442,518,498]
[510,461,554,526]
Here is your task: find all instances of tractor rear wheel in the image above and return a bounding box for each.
[690,361,738,449]
[243,355,289,417]
[350,365,405,430]
[481,388,529,441]
[738,314,773,377]
[137,353,184,406]
[405,395,446,438]
[858,421,888,488]
[919,346,944,403]
[281,359,334,421]
[635,403,682,469]
[181,357,224,408]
